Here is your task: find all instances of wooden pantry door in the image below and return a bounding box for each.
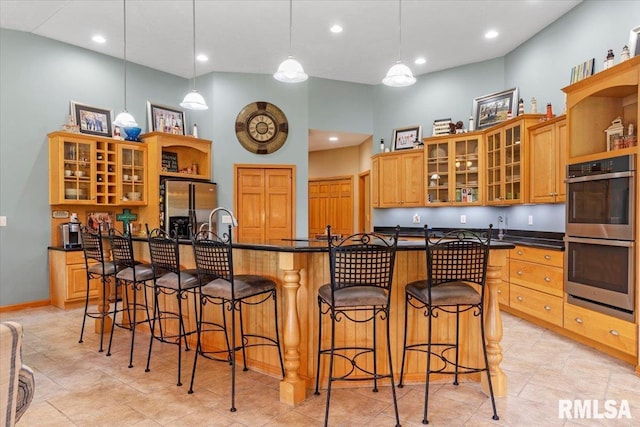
[234,165,295,243]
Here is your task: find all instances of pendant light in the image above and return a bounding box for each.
[113,0,138,128]
[382,0,416,87]
[274,0,308,83]
[181,0,208,110]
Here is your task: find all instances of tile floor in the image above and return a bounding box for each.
[2,306,639,426]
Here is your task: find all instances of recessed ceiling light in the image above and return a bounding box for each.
[485,30,499,39]
[414,57,427,65]
[92,35,106,44]
[330,24,343,34]
[196,54,208,62]
[329,136,339,141]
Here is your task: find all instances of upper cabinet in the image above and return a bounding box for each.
[564,56,639,162]
[142,132,212,181]
[373,150,424,207]
[485,115,543,205]
[118,143,147,205]
[528,115,567,203]
[424,132,484,206]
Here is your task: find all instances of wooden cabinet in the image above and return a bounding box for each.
[49,249,99,309]
[508,245,564,327]
[424,132,483,205]
[371,157,380,207]
[118,143,147,205]
[485,115,543,205]
[528,116,567,203]
[564,303,637,357]
[375,150,424,207]
[563,55,639,162]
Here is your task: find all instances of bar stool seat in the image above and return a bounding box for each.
[155,271,199,289]
[317,285,388,307]
[202,275,275,299]
[406,281,482,305]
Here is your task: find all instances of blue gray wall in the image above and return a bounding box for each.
[1,0,639,305]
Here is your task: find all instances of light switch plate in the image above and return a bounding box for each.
[221,214,233,224]
[460,215,467,224]
[0,216,6,227]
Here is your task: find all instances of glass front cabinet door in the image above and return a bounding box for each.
[118,143,147,205]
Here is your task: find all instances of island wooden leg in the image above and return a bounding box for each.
[481,262,507,397]
[278,253,306,405]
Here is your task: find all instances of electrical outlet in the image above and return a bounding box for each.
[460,214,467,224]
[528,215,533,226]
[0,216,5,227]
[412,214,420,224]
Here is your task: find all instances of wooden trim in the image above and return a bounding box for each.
[0,300,51,313]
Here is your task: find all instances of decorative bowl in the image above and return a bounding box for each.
[123,127,142,141]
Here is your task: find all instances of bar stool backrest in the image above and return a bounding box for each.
[108,229,136,269]
[326,225,399,300]
[80,226,108,268]
[146,226,180,276]
[425,225,493,289]
[191,227,233,283]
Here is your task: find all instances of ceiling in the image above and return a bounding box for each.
[0,0,581,151]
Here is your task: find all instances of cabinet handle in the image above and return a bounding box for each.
[574,317,583,324]
[517,296,524,302]
[544,255,552,260]
[497,289,502,294]
[544,276,551,282]
[517,250,523,255]
[517,270,523,276]
[544,305,552,311]
[609,329,620,337]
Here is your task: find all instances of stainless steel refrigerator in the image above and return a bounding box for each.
[162,179,217,238]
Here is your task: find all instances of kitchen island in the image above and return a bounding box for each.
[126,236,514,405]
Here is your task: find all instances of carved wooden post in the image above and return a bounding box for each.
[482,255,507,397]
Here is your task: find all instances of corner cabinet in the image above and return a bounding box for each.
[373,150,424,207]
[424,132,484,205]
[563,55,639,162]
[528,115,567,203]
[485,115,544,205]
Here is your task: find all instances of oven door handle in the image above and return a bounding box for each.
[564,236,635,247]
[565,170,634,183]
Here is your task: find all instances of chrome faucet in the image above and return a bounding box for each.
[497,213,505,240]
[202,207,238,237]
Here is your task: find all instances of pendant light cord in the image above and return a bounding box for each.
[122,0,128,110]
[191,0,197,90]
[288,0,293,55]
[397,0,402,61]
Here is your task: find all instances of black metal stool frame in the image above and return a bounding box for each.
[188,227,284,412]
[79,226,120,353]
[314,225,401,427]
[397,225,499,425]
[106,228,154,368]
[145,225,201,387]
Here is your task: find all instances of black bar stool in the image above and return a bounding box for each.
[106,228,155,368]
[314,225,401,427]
[397,225,499,424]
[188,226,284,412]
[79,226,121,353]
[145,225,201,386]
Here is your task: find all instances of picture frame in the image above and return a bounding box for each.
[392,125,422,151]
[472,87,519,130]
[70,101,113,137]
[147,101,186,135]
[629,25,640,58]
[570,58,595,84]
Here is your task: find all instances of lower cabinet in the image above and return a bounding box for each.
[564,303,637,357]
[510,284,563,327]
[49,249,97,309]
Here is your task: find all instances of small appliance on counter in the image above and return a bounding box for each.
[61,213,82,249]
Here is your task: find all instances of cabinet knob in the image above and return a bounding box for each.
[517,250,523,255]
[544,276,551,282]
[609,329,620,337]
[517,296,523,302]
[574,317,583,324]
[544,254,552,260]
[497,289,502,294]
[544,305,552,311]
[517,270,523,276]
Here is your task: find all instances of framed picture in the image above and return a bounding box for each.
[570,58,595,84]
[392,125,422,151]
[147,102,186,135]
[629,25,640,57]
[472,88,518,130]
[86,212,113,233]
[161,151,178,172]
[70,101,113,137]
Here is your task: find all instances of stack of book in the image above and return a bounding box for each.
[432,118,452,136]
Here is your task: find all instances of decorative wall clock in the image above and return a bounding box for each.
[235,101,289,154]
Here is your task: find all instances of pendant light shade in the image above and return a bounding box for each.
[383,0,416,87]
[181,0,208,110]
[274,0,307,83]
[114,0,138,127]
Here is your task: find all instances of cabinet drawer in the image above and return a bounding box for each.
[65,250,86,265]
[510,245,563,267]
[564,303,637,357]
[509,284,563,327]
[495,281,509,306]
[509,259,563,297]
